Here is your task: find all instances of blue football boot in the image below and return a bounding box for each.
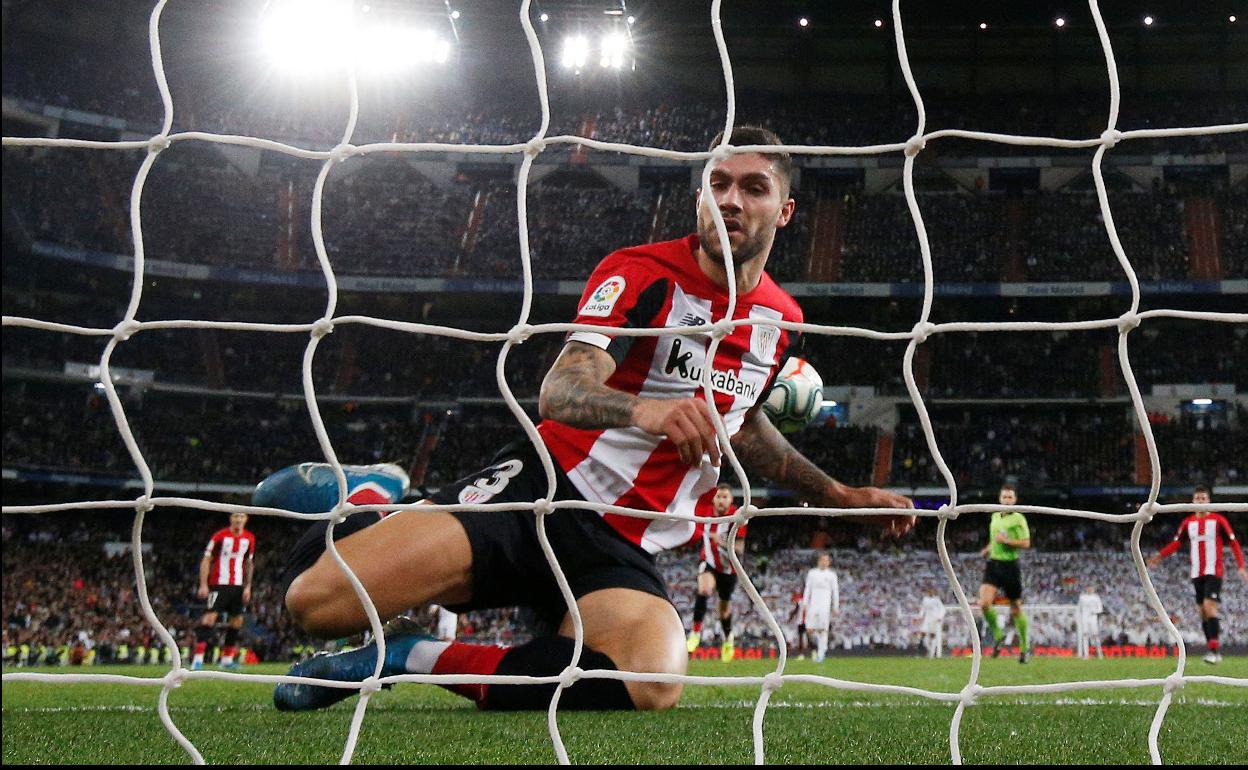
[273,618,431,711]
[253,462,410,513]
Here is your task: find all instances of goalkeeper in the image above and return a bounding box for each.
[263,127,915,714]
[978,483,1032,663]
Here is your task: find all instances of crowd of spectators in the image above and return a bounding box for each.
[10,144,1244,283]
[6,509,1239,668]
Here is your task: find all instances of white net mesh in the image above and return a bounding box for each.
[3,0,1247,764]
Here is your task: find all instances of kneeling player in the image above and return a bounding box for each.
[193,512,255,670]
[687,484,745,661]
[1147,486,1246,664]
[262,128,914,714]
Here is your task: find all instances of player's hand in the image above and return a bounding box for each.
[197,584,209,599]
[632,397,722,467]
[1239,566,1248,582]
[242,586,252,604]
[839,486,916,538]
[1146,555,1161,569]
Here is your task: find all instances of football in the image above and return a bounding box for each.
[761,357,824,433]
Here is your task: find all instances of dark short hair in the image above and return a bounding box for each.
[708,125,793,195]
[1000,483,1016,492]
[716,482,733,492]
[1193,485,1211,497]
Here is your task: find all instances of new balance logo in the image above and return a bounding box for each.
[678,312,708,327]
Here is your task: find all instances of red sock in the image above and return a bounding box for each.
[431,643,509,705]
[222,645,237,659]
[692,621,703,633]
[1209,638,1220,652]
[194,641,208,656]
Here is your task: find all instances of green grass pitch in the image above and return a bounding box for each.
[4,656,1246,764]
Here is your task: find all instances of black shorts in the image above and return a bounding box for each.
[206,585,245,616]
[698,561,738,601]
[983,559,1023,602]
[1193,575,1222,605]
[280,441,671,636]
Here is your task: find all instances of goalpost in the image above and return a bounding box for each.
[3,0,1247,765]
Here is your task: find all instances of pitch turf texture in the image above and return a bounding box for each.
[4,657,1246,764]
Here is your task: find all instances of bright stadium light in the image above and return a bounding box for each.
[979,21,988,30]
[799,17,809,27]
[1055,17,1066,28]
[874,18,884,28]
[1191,398,1214,406]
[450,9,460,20]
[627,15,635,25]
[539,12,549,22]
[599,32,629,69]
[1143,15,1155,26]
[259,1,452,77]
[561,35,590,69]
[1230,15,1238,23]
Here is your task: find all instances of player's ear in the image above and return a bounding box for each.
[776,196,795,228]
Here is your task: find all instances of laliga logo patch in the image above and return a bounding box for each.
[579,275,626,317]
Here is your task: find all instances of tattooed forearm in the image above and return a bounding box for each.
[730,409,849,506]
[538,342,638,430]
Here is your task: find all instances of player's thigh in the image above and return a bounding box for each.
[697,570,716,595]
[285,506,473,637]
[1202,598,1219,617]
[559,587,687,710]
[198,611,219,626]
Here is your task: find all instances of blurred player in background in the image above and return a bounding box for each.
[686,483,744,662]
[1147,486,1247,664]
[1077,585,1104,659]
[193,512,255,670]
[979,483,1031,663]
[919,587,946,658]
[801,553,839,663]
[787,589,808,659]
[432,605,458,642]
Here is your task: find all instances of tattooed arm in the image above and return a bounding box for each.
[730,407,915,535]
[538,341,721,466]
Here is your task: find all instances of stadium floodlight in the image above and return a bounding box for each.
[258,0,352,74]
[874,18,884,28]
[450,9,460,20]
[798,17,809,27]
[599,32,629,69]
[561,35,590,69]
[1230,15,1237,23]
[627,15,635,25]
[1055,17,1067,28]
[1191,398,1214,406]
[979,21,988,30]
[1143,15,1155,26]
[539,12,549,22]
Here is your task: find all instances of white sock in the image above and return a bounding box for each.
[220,654,234,666]
[403,640,451,674]
[814,631,828,660]
[192,652,204,666]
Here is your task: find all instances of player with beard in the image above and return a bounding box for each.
[263,126,915,714]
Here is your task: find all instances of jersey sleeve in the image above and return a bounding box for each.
[1217,515,1246,570]
[203,531,220,558]
[1014,515,1031,542]
[565,250,671,365]
[1157,517,1190,559]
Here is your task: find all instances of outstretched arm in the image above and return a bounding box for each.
[539,341,721,467]
[729,408,914,536]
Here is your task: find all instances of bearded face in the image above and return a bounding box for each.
[696,152,793,267]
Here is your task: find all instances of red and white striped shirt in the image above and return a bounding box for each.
[538,235,801,555]
[203,529,256,586]
[698,501,744,574]
[1157,513,1245,579]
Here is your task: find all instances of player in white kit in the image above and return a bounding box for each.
[1077,586,1104,659]
[801,553,840,663]
[432,605,458,642]
[919,588,947,658]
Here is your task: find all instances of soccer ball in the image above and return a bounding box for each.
[761,357,824,433]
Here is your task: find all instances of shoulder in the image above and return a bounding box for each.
[754,273,804,324]
[209,529,227,541]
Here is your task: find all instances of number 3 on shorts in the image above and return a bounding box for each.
[458,459,524,504]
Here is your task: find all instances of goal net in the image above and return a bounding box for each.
[3,0,1246,765]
